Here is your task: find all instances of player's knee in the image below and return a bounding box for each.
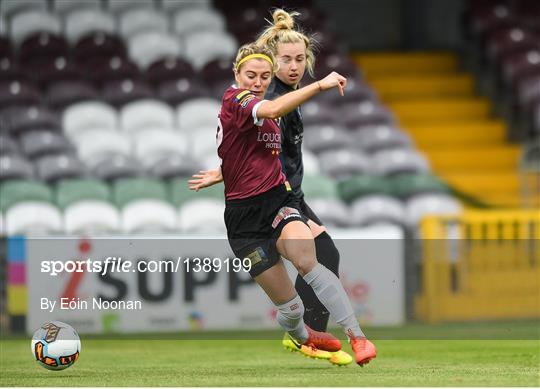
[294,255,317,277]
[314,232,340,276]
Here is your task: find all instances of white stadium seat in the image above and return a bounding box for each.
[108,0,155,14]
[302,149,321,175]
[176,98,221,130]
[200,152,221,170]
[118,9,169,39]
[64,9,116,44]
[128,31,183,69]
[188,127,218,157]
[74,129,131,168]
[64,200,121,235]
[318,149,371,180]
[372,148,430,176]
[162,0,211,13]
[308,198,350,227]
[121,199,177,233]
[63,101,119,137]
[5,202,62,235]
[173,8,225,36]
[350,195,406,227]
[120,99,176,132]
[132,128,189,167]
[53,0,102,15]
[183,31,237,70]
[405,194,462,228]
[177,198,225,233]
[10,11,61,45]
[1,0,47,19]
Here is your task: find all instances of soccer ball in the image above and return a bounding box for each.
[31,321,81,370]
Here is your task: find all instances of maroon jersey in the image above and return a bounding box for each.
[217,86,285,200]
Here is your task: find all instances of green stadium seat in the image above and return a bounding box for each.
[337,175,391,203]
[113,177,169,208]
[302,174,339,200]
[169,177,224,208]
[0,180,62,235]
[389,173,450,199]
[56,179,121,234]
[56,179,111,209]
[0,180,53,212]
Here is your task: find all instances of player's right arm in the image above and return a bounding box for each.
[188,167,223,191]
[256,72,347,120]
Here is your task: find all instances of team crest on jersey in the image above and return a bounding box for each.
[235,90,255,108]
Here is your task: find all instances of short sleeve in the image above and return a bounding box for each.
[231,89,265,132]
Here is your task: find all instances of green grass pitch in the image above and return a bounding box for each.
[1,322,539,387]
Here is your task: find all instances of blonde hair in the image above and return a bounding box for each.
[233,43,278,73]
[256,9,318,78]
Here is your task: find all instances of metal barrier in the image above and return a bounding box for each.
[415,211,540,323]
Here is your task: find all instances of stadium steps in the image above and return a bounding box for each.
[424,147,520,171]
[408,121,507,148]
[387,98,491,122]
[354,51,524,208]
[368,74,475,101]
[352,52,458,75]
[441,172,524,207]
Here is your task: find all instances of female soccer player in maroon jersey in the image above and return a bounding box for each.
[189,43,376,366]
[255,9,352,365]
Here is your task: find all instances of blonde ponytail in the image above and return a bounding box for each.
[256,8,318,77]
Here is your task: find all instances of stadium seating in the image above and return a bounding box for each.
[118,9,169,39]
[53,0,102,15]
[19,130,74,159]
[405,194,462,228]
[0,154,34,181]
[0,0,465,235]
[302,124,353,154]
[353,125,413,153]
[318,148,371,180]
[350,195,406,227]
[183,31,237,70]
[337,175,391,204]
[120,99,175,131]
[64,10,116,44]
[127,31,183,70]
[132,128,189,168]
[113,177,176,233]
[0,180,62,235]
[371,149,430,176]
[176,97,221,130]
[62,101,119,137]
[57,178,121,234]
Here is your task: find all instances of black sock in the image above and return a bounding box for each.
[295,231,340,332]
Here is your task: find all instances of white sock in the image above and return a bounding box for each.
[276,294,308,343]
[303,263,365,339]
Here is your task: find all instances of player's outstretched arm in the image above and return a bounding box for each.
[258,71,347,120]
[188,167,223,191]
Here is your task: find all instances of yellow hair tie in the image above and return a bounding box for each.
[236,54,273,71]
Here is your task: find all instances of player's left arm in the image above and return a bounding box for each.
[188,167,223,191]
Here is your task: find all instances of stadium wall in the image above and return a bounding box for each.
[2,226,405,334]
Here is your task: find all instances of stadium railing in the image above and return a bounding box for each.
[415,210,540,323]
